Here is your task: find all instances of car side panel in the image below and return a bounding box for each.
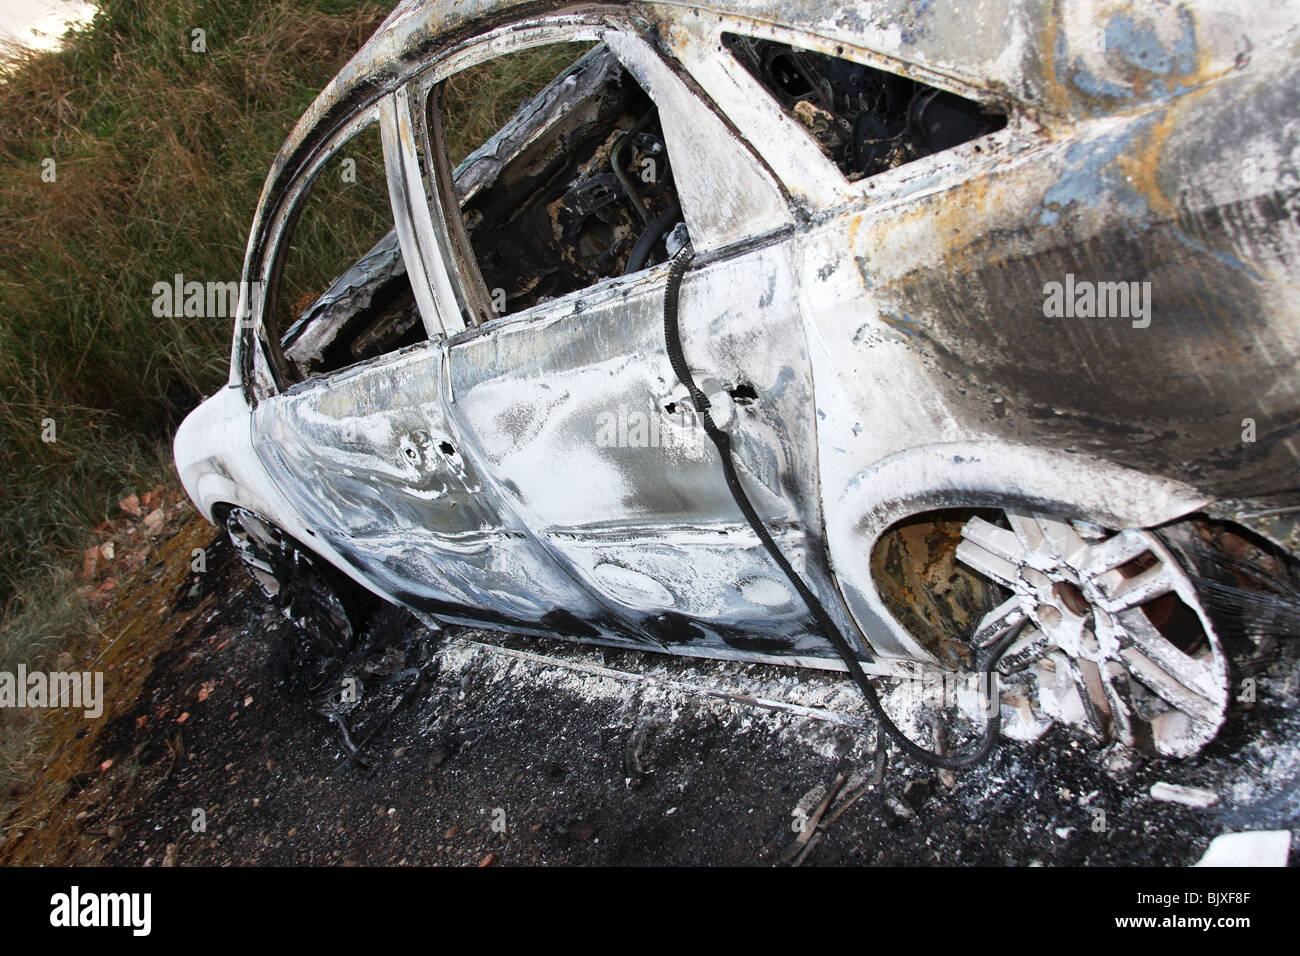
[443,243,861,661]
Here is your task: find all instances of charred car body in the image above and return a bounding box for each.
[176,0,1300,761]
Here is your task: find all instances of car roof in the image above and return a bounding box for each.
[257,0,1255,228]
[237,0,1265,388]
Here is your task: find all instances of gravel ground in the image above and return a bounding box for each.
[3,514,1297,866]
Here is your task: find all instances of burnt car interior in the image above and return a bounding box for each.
[723,34,1007,180]
[278,43,688,378]
[275,117,424,384]
[435,43,685,317]
[274,35,1009,378]
[274,35,1010,381]
[281,231,423,380]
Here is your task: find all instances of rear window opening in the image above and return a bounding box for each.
[273,121,424,383]
[723,34,1007,181]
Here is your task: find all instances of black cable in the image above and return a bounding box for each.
[625,201,681,275]
[662,245,1014,769]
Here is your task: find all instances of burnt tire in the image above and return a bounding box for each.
[224,507,368,654]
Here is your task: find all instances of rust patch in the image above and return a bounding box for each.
[869,509,1003,667]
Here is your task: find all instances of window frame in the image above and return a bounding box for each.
[663,15,1033,213]
[406,18,609,331]
[402,14,792,333]
[248,94,451,400]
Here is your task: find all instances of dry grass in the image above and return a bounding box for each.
[0,0,393,832]
[0,0,392,610]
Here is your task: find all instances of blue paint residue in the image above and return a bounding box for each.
[1037,115,1162,227]
[1059,9,1198,104]
[1105,10,1197,78]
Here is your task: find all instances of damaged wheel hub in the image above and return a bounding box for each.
[955,512,1229,757]
[226,507,355,654]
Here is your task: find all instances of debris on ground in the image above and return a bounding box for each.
[1193,830,1292,867]
[2,511,1298,866]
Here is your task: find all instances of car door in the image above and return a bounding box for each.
[248,96,608,636]
[417,22,864,662]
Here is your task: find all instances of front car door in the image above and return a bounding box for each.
[417,16,869,665]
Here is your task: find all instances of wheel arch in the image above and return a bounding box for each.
[824,441,1213,661]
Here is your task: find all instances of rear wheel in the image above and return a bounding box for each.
[955,511,1229,757]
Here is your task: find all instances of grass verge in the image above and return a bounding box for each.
[0,0,393,830]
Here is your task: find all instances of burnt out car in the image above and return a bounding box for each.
[175,0,1300,763]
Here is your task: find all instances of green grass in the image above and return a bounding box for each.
[442,42,595,167]
[0,0,395,612]
[0,0,396,809]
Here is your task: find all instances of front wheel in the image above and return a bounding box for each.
[224,507,363,654]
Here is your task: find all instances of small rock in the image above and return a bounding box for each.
[119,493,142,517]
[885,795,914,821]
[1195,830,1291,867]
[1150,782,1219,808]
[1103,746,1135,779]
